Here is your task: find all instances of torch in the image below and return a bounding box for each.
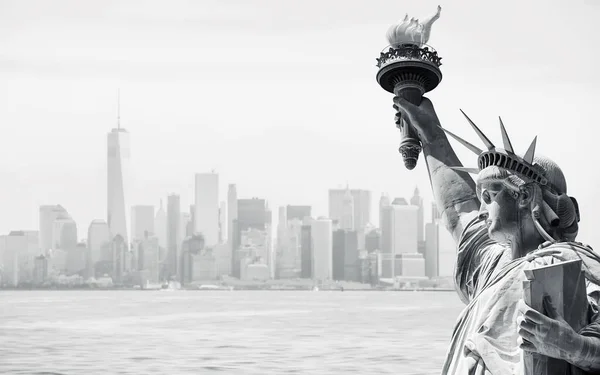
[376,6,443,170]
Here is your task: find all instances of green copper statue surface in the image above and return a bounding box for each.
[393,96,600,374]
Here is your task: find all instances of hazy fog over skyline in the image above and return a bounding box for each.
[1,0,599,245]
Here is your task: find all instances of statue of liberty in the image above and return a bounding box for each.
[392,96,600,374]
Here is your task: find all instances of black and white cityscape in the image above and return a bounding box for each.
[0,122,456,290]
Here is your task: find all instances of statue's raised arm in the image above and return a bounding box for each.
[393,97,480,243]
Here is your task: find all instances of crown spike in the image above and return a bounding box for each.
[498,116,514,154]
[441,127,483,155]
[450,166,480,174]
[459,109,495,150]
[523,136,537,164]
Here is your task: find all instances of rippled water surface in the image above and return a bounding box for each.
[1,290,463,374]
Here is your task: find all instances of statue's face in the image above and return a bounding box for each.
[477,180,521,242]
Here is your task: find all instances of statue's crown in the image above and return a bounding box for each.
[445,111,559,193]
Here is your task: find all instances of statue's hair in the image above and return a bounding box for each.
[476,155,580,242]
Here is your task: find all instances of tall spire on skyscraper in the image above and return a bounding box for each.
[341,185,354,230]
[379,193,391,207]
[117,88,121,130]
[411,186,425,243]
[107,93,130,245]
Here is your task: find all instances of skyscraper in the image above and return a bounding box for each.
[340,187,354,230]
[328,188,371,231]
[219,201,227,243]
[187,205,195,237]
[179,212,191,247]
[166,194,181,278]
[87,219,110,275]
[194,172,219,247]
[138,236,160,284]
[276,206,288,278]
[33,255,48,285]
[0,231,39,286]
[329,187,371,251]
[425,222,439,278]
[410,187,424,243]
[378,193,391,229]
[364,224,377,246]
[66,242,87,276]
[154,199,167,249]
[107,124,130,245]
[391,203,418,255]
[311,217,332,281]
[300,223,312,279]
[380,201,392,254]
[237,198,269,231]
[332,230,345,280]
[131,205,155,242]
[391,201,424,277]
[111,234,128,284]
[227,184,238,276]
[286,205,311,221]
[52,213,77,251]
[425,203,456,278]
[235,198,272,277]
[276,206,304,279]
[39,205,67,253]
[437,220,456,277]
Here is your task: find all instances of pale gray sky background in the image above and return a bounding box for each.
[1,0,599,245]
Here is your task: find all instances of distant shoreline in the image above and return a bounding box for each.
[0,287,455,292]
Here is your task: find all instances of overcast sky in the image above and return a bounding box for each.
[1,0,599,245]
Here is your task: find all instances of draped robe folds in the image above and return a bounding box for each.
[441,217,600,375]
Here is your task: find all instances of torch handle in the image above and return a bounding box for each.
[394,85,423,170]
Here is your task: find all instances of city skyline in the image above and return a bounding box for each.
[2,92,438,240]
[2,170,433,243]
[2,85,438,239]
[0,157,450,287]
[1,0,599,249]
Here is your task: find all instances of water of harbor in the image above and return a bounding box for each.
[0,290,464,375]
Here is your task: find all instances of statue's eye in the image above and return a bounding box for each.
[482,190,492,204]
